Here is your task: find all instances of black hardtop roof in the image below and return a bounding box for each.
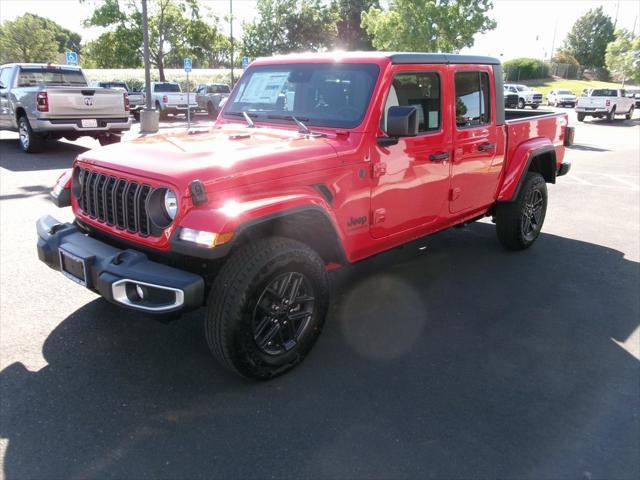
[389,53,501,65]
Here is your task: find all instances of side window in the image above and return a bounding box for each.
[0,67,14,89]
[382,72,441,133]
[455,71,491,128]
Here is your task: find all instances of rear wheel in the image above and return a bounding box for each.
[606,107,616,122]
[156,102,167,120]
[207,103,218,119]
[577,112,585,122]
[205,237,329,380]
[18,115,45,153]
[625,106,634,120]
[495,172,548,250]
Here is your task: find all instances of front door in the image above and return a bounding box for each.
[449,66,502,214]
[370,65,452,239]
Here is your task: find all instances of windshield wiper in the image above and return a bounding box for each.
[242,111,255,128]
[226,111,259,128]
[266,114,325,137]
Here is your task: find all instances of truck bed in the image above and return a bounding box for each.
[505,109,559,122]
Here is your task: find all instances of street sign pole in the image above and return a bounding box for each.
[187,70,190,129]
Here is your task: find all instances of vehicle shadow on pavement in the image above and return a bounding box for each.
[585,117,640,128]
[0,139,88,172]
[1,223,638,479]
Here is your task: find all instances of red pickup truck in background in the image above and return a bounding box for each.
[38,52,573,380]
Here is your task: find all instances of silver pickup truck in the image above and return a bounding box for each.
[96,81,145,120]
[0,63,131,153]
[195,83,230,118]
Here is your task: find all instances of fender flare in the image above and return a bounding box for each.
[170,194,346,263]
[497,139,557,202]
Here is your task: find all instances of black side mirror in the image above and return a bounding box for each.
[387,106,418,137]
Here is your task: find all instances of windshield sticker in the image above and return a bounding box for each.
[238,72,288,104]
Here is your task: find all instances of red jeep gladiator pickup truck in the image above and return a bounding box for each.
[38,52,573,379]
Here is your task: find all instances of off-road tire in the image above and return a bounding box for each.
[207,103,217,119]
[205,237,330,380]
[18,115,45,153]
[495,172,548,250]
[625,106,634,120]
[577,112,585,122]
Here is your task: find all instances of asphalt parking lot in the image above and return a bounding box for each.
[1,109,638,479]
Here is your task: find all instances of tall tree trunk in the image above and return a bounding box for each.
[158,56,165,81]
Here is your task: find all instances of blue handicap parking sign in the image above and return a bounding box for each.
[242,56,249,68]
[184,58,192,72]
[66,51,78,66]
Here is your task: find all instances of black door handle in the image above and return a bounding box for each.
[478,142,495,152]
[429,152,449,161]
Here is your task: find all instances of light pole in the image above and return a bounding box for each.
[229,0,234,86]
[140,0,159,133]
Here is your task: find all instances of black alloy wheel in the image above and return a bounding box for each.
[252,272,315,355]
[521,188,544,242]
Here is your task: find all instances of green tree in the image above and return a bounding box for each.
[605,29,640,86]
[564,7,615,70]
[552,49,579,66]
[84,0,227,79]
[332,0,379,50]
[242,0,337,58]
[361,0,496,52]
[0,14,82,64]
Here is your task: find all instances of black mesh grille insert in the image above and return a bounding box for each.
[75,167,158,237]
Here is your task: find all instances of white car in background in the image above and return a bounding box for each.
[504,83,543,109]
[547,89,577,107]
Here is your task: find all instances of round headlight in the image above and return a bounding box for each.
[163,189,178,219]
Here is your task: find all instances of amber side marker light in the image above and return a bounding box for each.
[179,228,234,247]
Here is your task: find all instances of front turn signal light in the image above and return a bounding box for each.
[179,228,234,247]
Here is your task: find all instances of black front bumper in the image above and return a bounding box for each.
[36,215,205,314]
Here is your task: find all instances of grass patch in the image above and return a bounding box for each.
[520,78,624,97]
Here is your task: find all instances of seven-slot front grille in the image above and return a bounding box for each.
[76,167,154,236]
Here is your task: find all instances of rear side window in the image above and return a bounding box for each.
[455,71,491,128]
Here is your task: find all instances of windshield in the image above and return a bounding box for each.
[591,89,617,97]
[223,63,380,129]
[515,85,529,92]
[558,90,573,95]
[154,83,181,93]
[17,67,86,87]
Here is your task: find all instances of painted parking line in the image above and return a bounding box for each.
[560,172,640,191]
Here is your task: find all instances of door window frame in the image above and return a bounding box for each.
[379,68,444,137]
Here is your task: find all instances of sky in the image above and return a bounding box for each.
[0,0,638,61]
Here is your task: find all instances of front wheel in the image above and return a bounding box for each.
[205,237,329,380]
[577,112,585,122]
[18,115,45,153]
[518,98,525,109]
[531,104,539,110]
[495,172,548,250]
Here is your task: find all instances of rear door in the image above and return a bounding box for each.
[370,64,452,238]
[449,65,503,214]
